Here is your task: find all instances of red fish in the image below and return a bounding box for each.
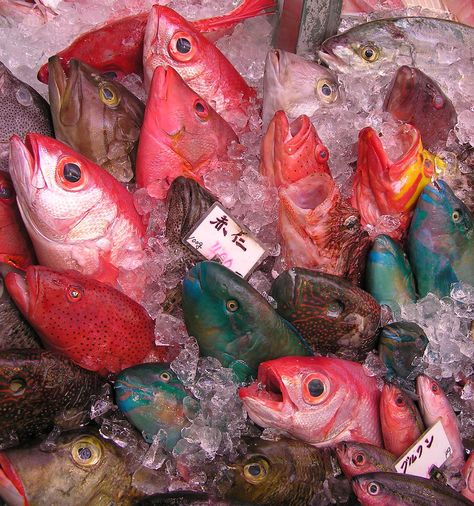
[278,172,370,284]
[351,124,443,241]
[5,266,165,376]
[379,383,424,457]
[37,0,276,84]
[239,356,382,447]
[462,452,474,502]
[136,66,238,199]
[336,442,396,479]
[0,172,35,269]
[260,112,331,188]
[8,133,146,301]
[143,6,257,131]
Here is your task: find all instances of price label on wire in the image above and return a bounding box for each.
[183,202,267,279]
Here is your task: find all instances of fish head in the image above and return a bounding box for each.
[416,374,447,423]
[335,442,395,478]
[261,112,330,187]
[262,49,341,126]
[143,6,207,92]
[369,234,410,271]
[380,383,422,430]
[351,473,393,505]
[8,133,112,244]
[0,430,138,505]
[239,356,357,443]
[383,66,423,122]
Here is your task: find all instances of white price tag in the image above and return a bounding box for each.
[183,202,267,279]
[395,419,452,478]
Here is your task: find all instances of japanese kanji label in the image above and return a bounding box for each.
[394,419,452,478]
[183,202,267,279]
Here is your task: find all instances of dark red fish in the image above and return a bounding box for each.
[383,66,457,151]
[37,0,277,83]
[5,266,166,376]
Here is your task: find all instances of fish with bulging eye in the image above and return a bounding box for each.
[335,442,396,479]
[48,57,145,183]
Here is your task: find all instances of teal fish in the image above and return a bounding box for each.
[407,180,474,298]
[365,235,417,315]
[115,364,196,450]
[182,261,313,382]
[378,322,428,380]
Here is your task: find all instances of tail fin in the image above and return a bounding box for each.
[192,0,277,33]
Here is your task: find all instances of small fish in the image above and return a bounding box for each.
[5,266,162,376]
[8,133,146,299]
[0,61,53,172]
[416,375,465,472]
[143,6,257,130]
[48,57,145,183]
[365,234,417,315]
[462,452,474,502]
[351,124,442,241]
[182,261,312,382]
[270,268,381,360]
[383,66,457,152]
[352,472,473,506]
[37,0,277,83]
[0,349,103,448]
[115,363,195,450]
[0,430,152,506]
[0,274,40,350]
[335,442,396,479]
[319,17,474,74]
[407,180,474,298]
[378,322,428,381]
[0,172,35,270]
[279,172,370,284]
[380,383,424,457]
[260,112,331,188]
[239,356,382,447]
[220,437,351,505]
[136,66,238,199]
[262,49,341,128]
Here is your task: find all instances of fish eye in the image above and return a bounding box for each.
[243,458,269,484]
[0,183,13,199]
[63,163,81,183]
[431,381,439,393]
[308,379,324,397]
[71,437,102,467]
[395,395,405,406]
[316,79,338,103]
[368,481,381,495]
[56,157,86,190]
[432,94,444,110]
[452,209,462,223]
[359,44,379,62]
[315,144,329,164]
[99,84,120,107]
[343,215,359,231]
[67,285,83,303]
[160,372,171,382]
[194,99,209,120]
[226,299,239,312]
[169,32,197,62]
[327,300,344,318]
[303,373,329,404]
[16,86,33,107]
[9,378,26,396]
[353,452,366,466]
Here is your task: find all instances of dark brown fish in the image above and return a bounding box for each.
[270,268,381,360]
[383,66,457,151]
[0,349,103,448]
[0,61,53,172]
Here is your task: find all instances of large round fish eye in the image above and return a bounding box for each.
[226,299,239,312]
[9,378,26,396]
[358,44,380,62]
[327,300,344,318]
[56,158,85,190]
[160,372,171,382]
[353,452,366,467]
[169,32,197,62]
[315,78,338,103]
[452,209,463,223]
[302,373,329,404]
[367,481,381,495]
[99,84,120,107]
[243,458,269,484]
[71,436,102,467]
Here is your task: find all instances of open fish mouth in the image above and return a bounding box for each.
[281,173,333,212]
[0,453,27,506]
[383,65,418,120]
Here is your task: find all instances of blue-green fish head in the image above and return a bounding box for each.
[115,363,190,450]
[365,234,416,314]
[182,261,312,382]
[408,180,474,297]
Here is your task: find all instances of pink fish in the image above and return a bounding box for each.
[143,6,257,131]
[8,133,146,301]
[260,111,331,188]
[239,356,382,447]
[136,66,238,199]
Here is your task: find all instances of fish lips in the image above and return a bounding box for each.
[0,453,28,506]
[9,134,40,202]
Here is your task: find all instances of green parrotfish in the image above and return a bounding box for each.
[365,234,417,315]
[407,180,474,298]
[182,261,313,382]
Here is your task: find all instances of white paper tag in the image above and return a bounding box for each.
[395,419,452,478]
[183,202,267,279]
